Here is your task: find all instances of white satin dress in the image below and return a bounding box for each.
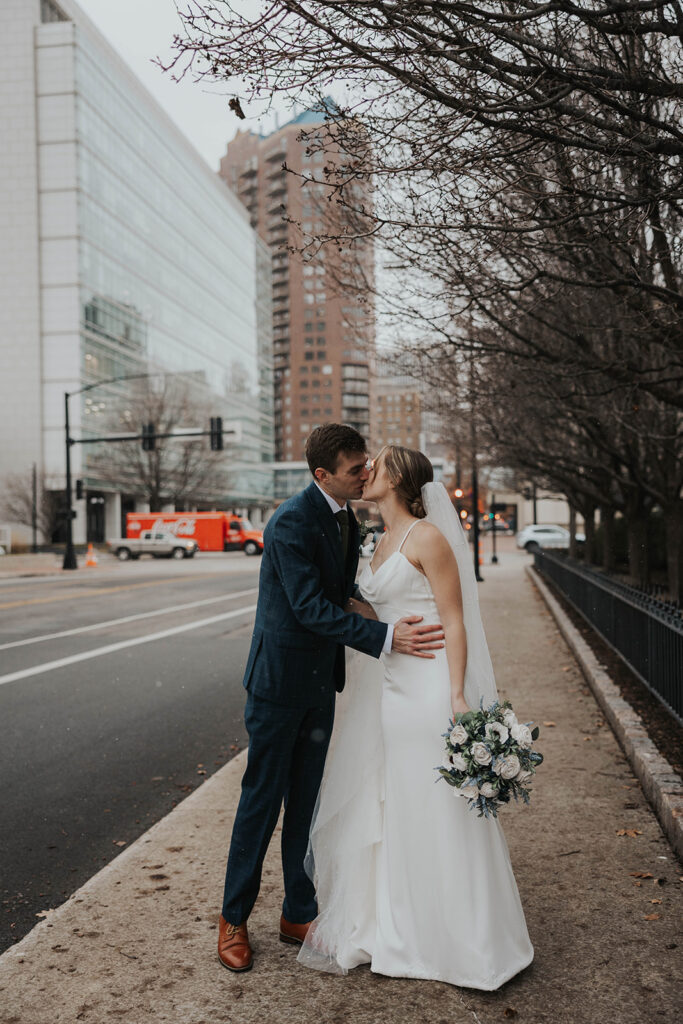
[298,522,534,990]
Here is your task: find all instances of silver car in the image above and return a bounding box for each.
[516,524,585,551]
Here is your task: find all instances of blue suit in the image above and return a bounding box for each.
[222,482,387,925]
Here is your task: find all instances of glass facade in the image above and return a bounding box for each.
[70,23,273,506]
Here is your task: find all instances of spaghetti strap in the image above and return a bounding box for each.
[398,519,422,553]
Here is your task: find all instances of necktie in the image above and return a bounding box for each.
[335,509,349,561]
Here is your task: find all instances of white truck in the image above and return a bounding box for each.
[107,530,198,561]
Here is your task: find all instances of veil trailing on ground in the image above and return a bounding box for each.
[298,480,498,974]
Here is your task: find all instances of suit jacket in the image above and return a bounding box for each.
[242,481,388,707]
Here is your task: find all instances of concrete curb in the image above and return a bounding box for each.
[0,747,248,967]
[527,565,683,862]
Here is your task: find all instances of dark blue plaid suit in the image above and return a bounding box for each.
[222,482,387,925]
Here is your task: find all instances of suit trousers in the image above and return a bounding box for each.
[221,690,336,925]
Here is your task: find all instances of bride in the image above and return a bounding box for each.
[297,444,534,990]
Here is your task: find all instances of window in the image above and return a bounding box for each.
[305,352,314,360]
[316,337,325,346]
[317,322,325,331]
[317,351,326,359]
[41,0,68,21]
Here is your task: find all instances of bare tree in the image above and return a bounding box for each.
[1,468,60,544]
[88,376,230,512]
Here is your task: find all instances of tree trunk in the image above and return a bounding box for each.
[583,505,596,566]
[625,498,649,588]
[600,506,616,572]
[663,500,682,604]
[568,504,577,559]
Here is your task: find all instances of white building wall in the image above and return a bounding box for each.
[0,0,44,483]
[35,21,82,489]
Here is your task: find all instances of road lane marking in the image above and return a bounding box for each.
[0,589,259,651]
[0,605,257,686]
[0,575,217,611]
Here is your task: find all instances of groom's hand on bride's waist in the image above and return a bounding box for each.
[392,616,445,658]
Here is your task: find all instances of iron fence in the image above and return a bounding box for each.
[533,549,682,725]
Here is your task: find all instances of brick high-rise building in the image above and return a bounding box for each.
[219,105,374,461]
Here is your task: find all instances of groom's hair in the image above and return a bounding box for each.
[305,423,367,475]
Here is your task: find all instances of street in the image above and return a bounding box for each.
[0,553,261,952]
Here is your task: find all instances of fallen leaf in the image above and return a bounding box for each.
[113,840,126,847]
[630,872,654,878]
[644,913,660,920]
[583,736,591,741]
[654,878,666,886]
[543,721,556,727]
[633,881,642,887]
[650,899,662,904]
[616,829,643,837]
[503,1010,518,1019]
[35,910,54,919]
[562,666,570,672]
[197,770,207,776]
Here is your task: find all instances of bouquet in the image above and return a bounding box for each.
[436,700,543,818]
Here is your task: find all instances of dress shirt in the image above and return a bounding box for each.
[314,481,393,654]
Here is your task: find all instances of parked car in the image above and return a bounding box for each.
[516,524,585,551]
[107,530,199,561]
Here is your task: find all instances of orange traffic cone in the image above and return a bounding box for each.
[85,543,98,568]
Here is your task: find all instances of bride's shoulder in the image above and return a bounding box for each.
[409,519,450,553]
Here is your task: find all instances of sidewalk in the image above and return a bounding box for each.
[1,553,680,1023]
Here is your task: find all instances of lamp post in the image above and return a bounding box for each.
[491,492,498,565]
[469,355,483,583]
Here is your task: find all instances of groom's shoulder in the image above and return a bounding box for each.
[266,483,316,532]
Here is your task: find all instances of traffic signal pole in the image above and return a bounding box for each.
[62,375,231,569]
[63,392,77,570]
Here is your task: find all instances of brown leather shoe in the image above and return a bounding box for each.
[279,914,313,946]
[218,915,253,972]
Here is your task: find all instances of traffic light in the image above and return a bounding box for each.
[210,416,223,451]
[75,479,84,500]
[141,422,155,451]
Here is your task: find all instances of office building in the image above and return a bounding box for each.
[219,105,374,461]
[0,0,273,544]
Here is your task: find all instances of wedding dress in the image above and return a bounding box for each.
[298,484,534,990]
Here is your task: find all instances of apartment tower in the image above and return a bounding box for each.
[219,106,374,461]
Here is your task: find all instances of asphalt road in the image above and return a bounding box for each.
[0,553,261,952]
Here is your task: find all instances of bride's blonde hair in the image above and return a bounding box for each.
[376,444,433,518]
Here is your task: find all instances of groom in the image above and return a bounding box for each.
[218,424,444,971]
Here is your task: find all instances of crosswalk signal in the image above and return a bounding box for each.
[210,416,223,451]
[141,422,156,451]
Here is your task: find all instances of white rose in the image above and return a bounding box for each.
[480,782,497,798]
[460,782,480,801]
[471,742,492,766]
[502,708,518,729]
[511,723,533,748]
[450,751,468,771]
[449,724,468,746]
[485,722,509,744]
[516,769,534,786]
[494,754,521,780]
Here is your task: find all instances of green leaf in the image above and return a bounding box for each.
[531,726,540,741]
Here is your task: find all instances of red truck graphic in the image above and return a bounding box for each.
[126,512,264,555]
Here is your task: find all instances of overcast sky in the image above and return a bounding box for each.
[78,0,281,170]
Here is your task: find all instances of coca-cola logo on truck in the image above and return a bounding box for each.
[150,518,197,536]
